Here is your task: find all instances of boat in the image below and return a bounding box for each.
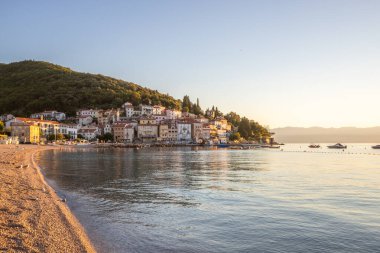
[230,146,243,150]
[308,144,320,148]
[268,145,281,149]
[260,144,280,148]
[327,143,347,149]
[372,145,380,149]
[217,143,230,148]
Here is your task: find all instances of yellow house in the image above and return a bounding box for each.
[11,122,40,143]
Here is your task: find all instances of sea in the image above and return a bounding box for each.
[36,144,380,253]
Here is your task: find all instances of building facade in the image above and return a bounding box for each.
[11,122,40,143]
[137,124,158,142]
[177,122,192,142]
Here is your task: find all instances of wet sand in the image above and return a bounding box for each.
[0,145,96,253]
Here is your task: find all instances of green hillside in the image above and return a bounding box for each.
[0,60,181,116]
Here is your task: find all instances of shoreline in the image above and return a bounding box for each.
[0,145,96,253]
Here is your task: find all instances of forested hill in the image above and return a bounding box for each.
[0,60,181,116]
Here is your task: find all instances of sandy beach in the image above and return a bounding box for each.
[0,145,96,253]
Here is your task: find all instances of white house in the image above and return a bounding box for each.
[78,128,99,141]
[153,105,165,115]
[66,124,79,139]
[76,109,100,118]
[78,115,93,126]
[123,102,135,118]
[98,123,112,135]
[153,114,166,124]
[103,124,112,134]
[124,125,134,143]
[217,129,227,144]
[139,104,153,116]
[166,109,181,120]
[31,111,66,121]
[58,124,79,139]
[0,114,15,122]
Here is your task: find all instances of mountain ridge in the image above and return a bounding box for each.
[271,126,380,143]
[0,60,182,116]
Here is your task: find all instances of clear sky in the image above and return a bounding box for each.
[1,0,380,128]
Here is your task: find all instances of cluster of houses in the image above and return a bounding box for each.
[0,102,234,144]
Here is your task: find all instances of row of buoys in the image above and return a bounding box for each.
[266,149,380,156]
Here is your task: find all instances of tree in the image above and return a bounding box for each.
[0,121,4,133]
[238,117,251,139]
[182,95,192,112]
[56,133,64,141]
[47,134,55,141]
[214,107,223,117]
[103,132,113,142]
[97,133,113,142]
[225,112,241,127]
[250,121,270,141]
[47,133,65,141]
[130,92,141,105]
[182,106,189,113]
[229,132,241,141]
[192,98,203,115]
[77,134,84,139]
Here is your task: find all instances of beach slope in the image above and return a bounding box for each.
[0,145,96,253]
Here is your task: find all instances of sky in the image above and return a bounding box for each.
[1,0,380,128]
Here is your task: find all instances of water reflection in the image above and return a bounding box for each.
[37,146,380,253]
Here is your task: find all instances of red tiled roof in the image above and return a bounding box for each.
[16,117,59,124]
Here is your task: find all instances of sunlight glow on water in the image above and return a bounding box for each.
[37,145,380,253]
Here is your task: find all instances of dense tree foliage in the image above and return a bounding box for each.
[238,117,251,139]
[0,121,4,132]
[225,112,241,127]
[47,133,64,141]
[229,132,241,141]
[182,95,203,115]
[237,117,270,141]
[97,133,113,142]
[0,61,181,116]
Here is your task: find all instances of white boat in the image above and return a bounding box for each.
[327,143,347,149]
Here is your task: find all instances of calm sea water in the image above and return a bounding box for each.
[36,144,380,253]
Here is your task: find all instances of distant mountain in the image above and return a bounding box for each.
[0,60,181,116]
[271,127,380,143]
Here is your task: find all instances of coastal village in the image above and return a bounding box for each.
[0,102,274,146]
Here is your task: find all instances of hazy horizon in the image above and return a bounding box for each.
[272,126,380,143]
[2,0,380,128]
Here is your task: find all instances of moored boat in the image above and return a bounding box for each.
[261,145,280,148]
[327,143,347,149]
[308,144,320,148]
[372,145,380,149]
